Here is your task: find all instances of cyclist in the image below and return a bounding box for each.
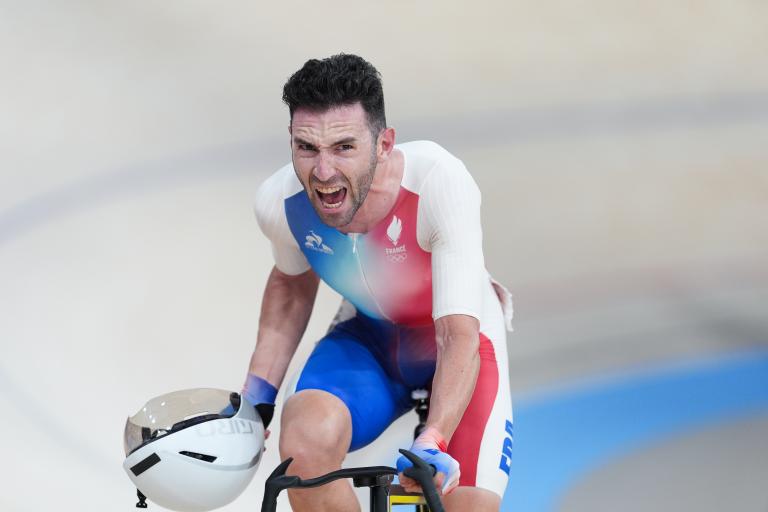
[242,53,513,512]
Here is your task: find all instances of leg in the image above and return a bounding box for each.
[279,317,412,511]
[279,389,359,512]
[442,487,501,512]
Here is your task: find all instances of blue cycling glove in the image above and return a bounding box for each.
[396,426,460,495]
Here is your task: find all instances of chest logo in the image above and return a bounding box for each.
[304,231,334,255]
[385,215,407,263]
[387,215,402,246]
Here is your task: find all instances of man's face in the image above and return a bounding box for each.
[290,103,379,228]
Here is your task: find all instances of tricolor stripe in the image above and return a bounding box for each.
[447,333,499,486]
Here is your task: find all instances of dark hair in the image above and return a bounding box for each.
[282,54,386,136]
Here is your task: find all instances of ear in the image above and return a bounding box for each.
[377,127,396,161]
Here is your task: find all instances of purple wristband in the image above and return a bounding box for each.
[242,374,278,406]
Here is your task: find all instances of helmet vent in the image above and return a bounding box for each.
[130,452,161,476]
[179,451,218,463]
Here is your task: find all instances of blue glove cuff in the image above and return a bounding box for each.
[242,374,278,406]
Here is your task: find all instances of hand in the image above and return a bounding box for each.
[222,400,271,441]
[396,427,460,495]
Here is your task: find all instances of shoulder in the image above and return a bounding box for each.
[399,140,477,197]
[255,163,302,206]
[254,163,303,236]
[399,140,464,174]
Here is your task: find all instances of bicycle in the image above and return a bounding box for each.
[260,448,444,512]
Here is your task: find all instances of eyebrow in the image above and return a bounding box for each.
[332,137,357,146]
[293,136,358,147]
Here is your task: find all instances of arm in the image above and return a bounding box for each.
[397,314,479,494]
[426,313,481,441]
[247,265,320,388]
[421,147,485,443]
[244,169,316,421]
[398,145,486,494]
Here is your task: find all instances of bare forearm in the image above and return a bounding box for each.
[248,266,319,387]
[426,314,481,441]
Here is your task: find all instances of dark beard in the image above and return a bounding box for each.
[322,150,377,228]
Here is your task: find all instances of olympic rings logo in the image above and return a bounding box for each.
[387,253,408,263]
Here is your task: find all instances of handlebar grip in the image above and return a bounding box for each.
[399,449,446,512]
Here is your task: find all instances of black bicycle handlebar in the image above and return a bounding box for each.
[260,449,444,512]
[399,449,445,512]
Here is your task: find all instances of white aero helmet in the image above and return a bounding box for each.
[123,388,265,512]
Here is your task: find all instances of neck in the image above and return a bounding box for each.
[339,149,403,234]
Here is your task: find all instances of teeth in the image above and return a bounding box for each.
[321,200,343,209]
[317,186,343,194]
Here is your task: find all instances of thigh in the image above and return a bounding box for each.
[442,486,501,512]
[446,330,513,498]
[290,318,413,452]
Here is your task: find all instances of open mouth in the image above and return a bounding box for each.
[316,185,347,209]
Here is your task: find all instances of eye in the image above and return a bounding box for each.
[297,143,317,152]
[338,144,354,151]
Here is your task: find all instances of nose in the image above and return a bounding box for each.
[312,151,336,182]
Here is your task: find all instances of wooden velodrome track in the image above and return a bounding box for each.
[1,2,767,510]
